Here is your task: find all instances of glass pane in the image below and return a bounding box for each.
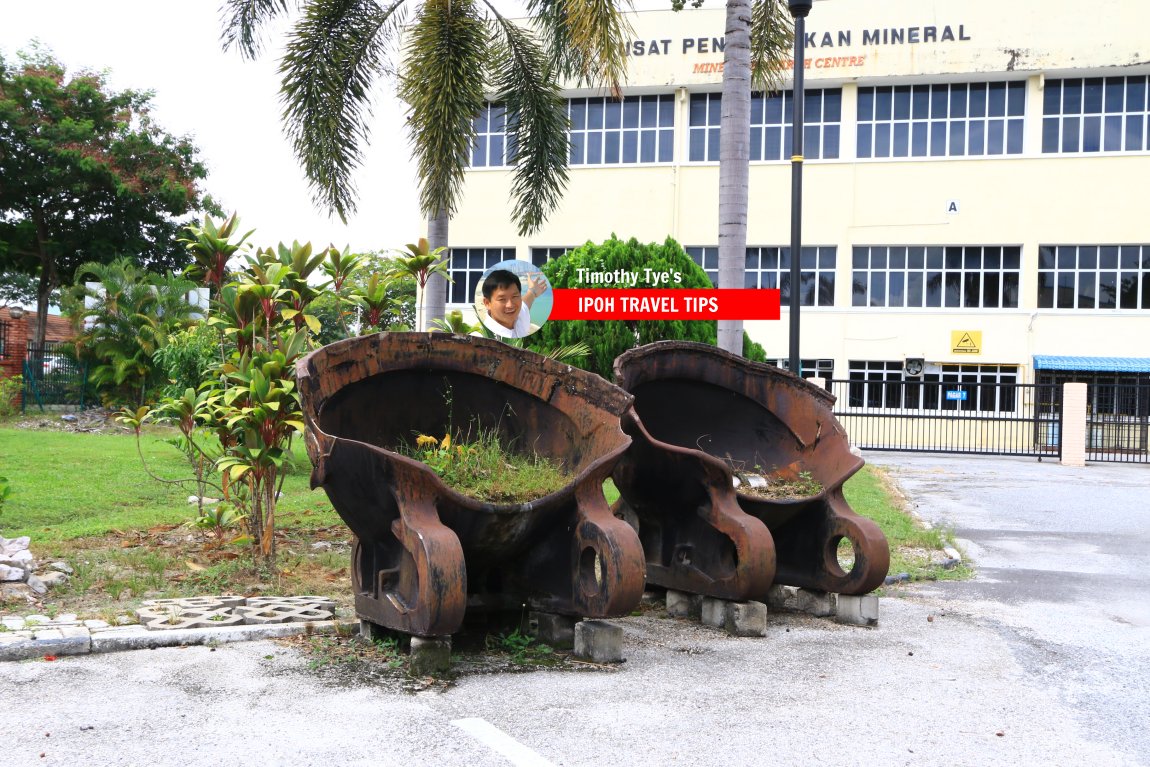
[930,121,947,156]
[912,86,930,119]
[1100,246,1118,269]
[907,272,923,306]
[1105,78,1125,113]
[605,99,622,129]
[1105,116,1124,151]
[1007,120,1024,153]
[852,248,868,268]
[818,274,835,306]
[889,246,906,269]
[988,119,1005,154]
[1058,246,1077,269]
[1007,81,1025,116]
[876,88,893,120]
[931,86,949,118]
[1063,79,1083,113]
[1003,273,1019,307]
[945,272,962,307]
[825,89,842,121]
[1099,271,1118,308]
[875,123,891,157]
[949,121,967,155]
[708,127,720,161]
[765,94,783,124]
[984,246,1001,269]
[587,99,604,129]
[1057,272,1076,308]
[1038,246,1056,269]
[622,130,638,162]
[604,131,620,163]
[893,122,909,156]
[1126,78,1147,111]
[658,130,673,162]
[925,272,942,307]
[893,86,911,119]
[1127,115,1145,151]
[805,91,822,122]
[1043,79,1062,114]
[587,132,602,164]
[1003,248,1020,270]
[569,133,585,164]
[911,122,929,156]
[969,83,987,117]
[1037,272,1054,307]
[950,86,968,117]
[888,272,905,307]
[983,272,1000,308]
[570,100,587,129]
[988,82,1006,117]
[857,125,872,158]
[852,274,867,306]
[471,138,486,167]
[640,98,657,128]
[1063,117,1081,152]
[659,95,675,127]
[689,129,706,162]
[824,125,840,158]
[1121,272,1139,309]
[1121,245,1140,269]
[1083,78,1104,112]
[708,95,722,125]
[964,272,981,307]
[640,130,656,162]
[870,247,888,269]
[1082,115,1102,151]
[805,125,821,156]
[623,99,640,128]
[1042,117,1060,152]
[969,120,985,155]
[765,126,782,159]
[689,95,708,126]
[908,247,925,269]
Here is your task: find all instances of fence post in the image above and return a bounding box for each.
[1061,382,1088,467]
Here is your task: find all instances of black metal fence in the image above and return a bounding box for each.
[23,341,88,411]
[1084,381,1150,463]
[829,379,1062,458]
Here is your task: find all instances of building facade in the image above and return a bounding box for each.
[448,0,1150,419]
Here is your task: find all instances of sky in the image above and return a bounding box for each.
[0,0,426,254]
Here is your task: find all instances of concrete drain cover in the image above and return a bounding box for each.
[137,596,336,630]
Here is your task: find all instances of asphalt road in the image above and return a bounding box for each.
[3,452,1148,767]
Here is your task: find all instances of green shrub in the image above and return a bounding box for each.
[0,374,21,417]
[153,322,220,396]
[527,235,766,379]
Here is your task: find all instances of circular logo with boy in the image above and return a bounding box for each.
[474,260,553,339]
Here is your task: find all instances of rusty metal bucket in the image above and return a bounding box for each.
[296,333,645,637]
[612,341,889,598]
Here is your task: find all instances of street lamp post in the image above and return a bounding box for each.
[787,0,813,378]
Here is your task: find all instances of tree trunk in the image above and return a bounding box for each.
[32,211,55,347]
[717,0,753,356]
[422,209,450,331]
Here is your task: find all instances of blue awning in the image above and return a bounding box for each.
[1033,355,1150,373]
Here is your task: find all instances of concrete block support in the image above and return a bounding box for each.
[409,636,452,675]
[724,600,768,637]
[700,597,727,628]
[666,589,702,619]
[574,620,624,663]
[767,585,837,617]
[1061,382,1088,467]
[528,611,576,649]
[835,594,880,627]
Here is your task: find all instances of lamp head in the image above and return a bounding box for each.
[788,0,813,18]
[6,305,24,319]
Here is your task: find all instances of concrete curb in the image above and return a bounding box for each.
[0,619,358,662]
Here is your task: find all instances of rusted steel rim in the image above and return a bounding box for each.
[613,340,889,597]
[297,332,646,636]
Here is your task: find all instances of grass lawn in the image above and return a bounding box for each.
[0,419,963,620]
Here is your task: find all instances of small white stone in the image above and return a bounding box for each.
[83,619,110,629]
[58,613,78,623]
[10,550,33,564]
[49,562,74,575]
[24,613,51,624]
[37,572,70,588]
[1,536,31,555]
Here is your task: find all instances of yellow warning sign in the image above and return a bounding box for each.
[951,330,982,355]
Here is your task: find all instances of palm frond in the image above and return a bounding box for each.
[484,6,570,235]
[750,0,794,92]
[527,0,633,94]
[220,0,294,59]
[399,0,488,221]
[279,0,407,220]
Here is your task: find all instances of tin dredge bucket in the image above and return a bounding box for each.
[296,333,645,637]
[612,341,889,598]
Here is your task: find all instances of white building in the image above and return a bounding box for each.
[448,0,1150,415]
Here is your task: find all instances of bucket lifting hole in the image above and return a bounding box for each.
[828,534,858,577]
[579,546,604,597]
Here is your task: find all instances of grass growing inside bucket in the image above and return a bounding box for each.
[400,429,570,504]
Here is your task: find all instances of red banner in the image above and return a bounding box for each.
[550,289,781,321]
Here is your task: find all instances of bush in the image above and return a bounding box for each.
[153,322,220,397]
[527,235,766,379]
[0,374,21,417]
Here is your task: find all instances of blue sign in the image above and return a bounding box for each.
[945,390,968,401]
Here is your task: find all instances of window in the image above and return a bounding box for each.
[847,361,1019,412]
[448,247,516,304]
[0,320,9,359]
[857,82,1025,159]
[768,358,834,388]
[685,246,719,285]
[1038,245,1150,309]
[685,246,835,306]
[745,247,836,306]
[1042,76,1150,153]
[529,247,571,267]
[689,90,841,162]
[471,103,511,168]
[1037,370,1150,417]
[569,95,674,165]
[851,246,1020,308]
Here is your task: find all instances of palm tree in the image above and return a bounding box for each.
[705,0,793,353]
[220,0,633,330]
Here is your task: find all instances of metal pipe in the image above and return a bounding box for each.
[788,3,811,377]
